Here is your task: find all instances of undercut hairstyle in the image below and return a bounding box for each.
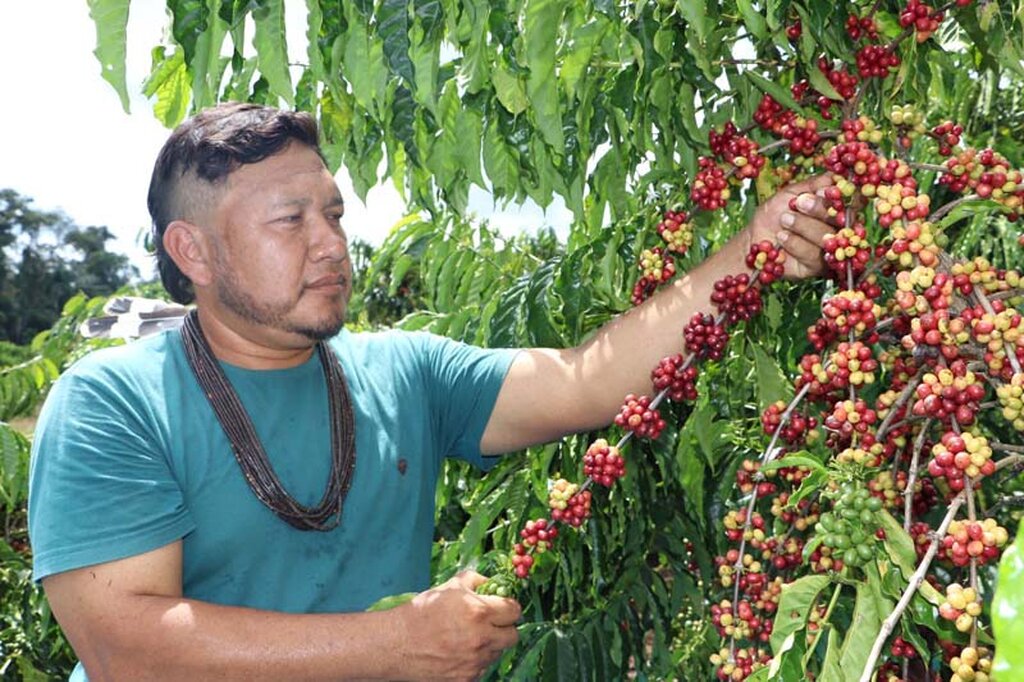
[147,102,323,304]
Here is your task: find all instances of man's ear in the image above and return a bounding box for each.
[163,220,214,288]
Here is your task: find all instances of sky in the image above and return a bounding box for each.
[0,2,570,281]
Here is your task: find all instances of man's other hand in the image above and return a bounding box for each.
[396,571,521,681]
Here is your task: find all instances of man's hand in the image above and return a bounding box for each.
[396,571,522,681]
[745,174,838,279]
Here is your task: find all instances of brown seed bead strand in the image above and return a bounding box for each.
[180,310,356,531]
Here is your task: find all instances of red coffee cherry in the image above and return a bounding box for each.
[710,274,764,325]
[683,313,730,361]
[583,438,626,487]
[651,353,700,402]
[614,394,666,440]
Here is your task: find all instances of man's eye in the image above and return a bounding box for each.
[279,214,302,224]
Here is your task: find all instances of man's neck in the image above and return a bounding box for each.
[195,308,317,370]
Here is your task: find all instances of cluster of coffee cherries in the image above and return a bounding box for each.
[736,459,778,498]
[940,148,1024,220]
[684,313,730,361]
[657,209,693,254]
[821,290,881,336]
[900,0,943,42]
[966,309,1024,367]
[886,219,941,269]
[815,483,884,568]
[632,247,677,304]
[939,583,983,633]
[711,274,765,324]
[931,120,964,156]
[583,438,627,487]
[941,519,1009,567]
[761,401,817,445]
[822,224,873,273]
[745,241,785,285]
[692,157,731,210]
[996,372,1024,430]
[824,141,881,187]
[709,647,771,682]
[874,183,931,226]
[952,258,1020,297]
[614,394,667,439]
[895,269,954,316]
[547,478,592,528]
[911,363,986,424]
[834,341,879,387]
[949,646,992,682]
[708,122,766,180]
[855,44,901,79]
[651,353,700,401]
[927,431,995,491]
[709,599,765,641]
[782,116,822,157]
[845,13,879,41]
[888,104,927,148]
[824,398,878,444]
[799,61,859,118]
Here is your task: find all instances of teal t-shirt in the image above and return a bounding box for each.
[28,327,517,678]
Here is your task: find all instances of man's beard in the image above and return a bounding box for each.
[214,260,345,342]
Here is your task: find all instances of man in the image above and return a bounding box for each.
[29,102,833,681]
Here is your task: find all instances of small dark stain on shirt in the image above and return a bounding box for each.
[397,458,408,475]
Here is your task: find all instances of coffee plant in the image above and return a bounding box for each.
[90,0,1024,679]
[0,293,118,679]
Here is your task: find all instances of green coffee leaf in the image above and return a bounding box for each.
[750,340,792,407]
[379,0,415,85]
[87,0,131,112]
[994,519,1024,676]
[253,0,293,105]
[523,0,564,149]
[770,575,831,652]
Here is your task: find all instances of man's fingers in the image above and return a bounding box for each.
[780,208,832,247]
[783,173,834,197]
[453,570,489,591]
[785,192,838,228]
[476,594,523,627]
[486,622,520,651]
[778,230,824,270]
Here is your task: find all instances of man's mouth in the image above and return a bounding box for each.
[307,274,348,290]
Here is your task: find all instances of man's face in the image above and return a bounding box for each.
[202,143,352,345]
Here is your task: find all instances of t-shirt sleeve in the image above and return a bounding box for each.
[416,333,519,468]
[28,361,195,582]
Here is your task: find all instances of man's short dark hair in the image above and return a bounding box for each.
[147,102,322,304]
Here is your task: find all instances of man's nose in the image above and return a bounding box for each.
[311,218,348,262]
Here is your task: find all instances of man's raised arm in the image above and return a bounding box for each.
[481,175,836,455]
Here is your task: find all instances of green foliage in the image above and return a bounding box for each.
[0,539,76,680]
[86,0,131,113]
[0,413,75,679]
[993,520,1024,676]
[102,0,1017,229]
[0,291,129,680]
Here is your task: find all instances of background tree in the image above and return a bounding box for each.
[0,189,137,344]
[85,1,1024,680]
